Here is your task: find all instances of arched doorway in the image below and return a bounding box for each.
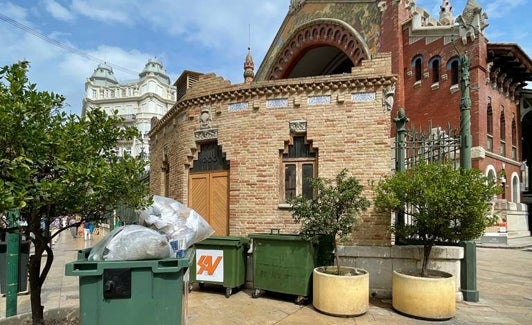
[188,142,230,235]
[266,20,369,80]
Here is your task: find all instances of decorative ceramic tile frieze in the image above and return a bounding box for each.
[351,92,376,102]
[289,120,307,134]
[307,95,331,105]
[228,102,249,112]
[194,128,218,142]
[266,98,289,109]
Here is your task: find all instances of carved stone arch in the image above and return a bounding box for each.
[266,19,371,80]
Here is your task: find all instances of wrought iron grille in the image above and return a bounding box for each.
[394,123,461,244]
[399,124,460,170]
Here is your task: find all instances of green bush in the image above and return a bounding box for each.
[288,169,370,275]
[373,162,500,277]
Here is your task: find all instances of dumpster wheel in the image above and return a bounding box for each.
[225,288,232,298]
[295,295,309,305]
[251,289,263,298]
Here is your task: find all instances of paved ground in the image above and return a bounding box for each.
[1,232,532,324]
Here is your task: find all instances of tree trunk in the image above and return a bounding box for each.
[28,222,55,325]
[29,249,45,324]
[421,243,433,277]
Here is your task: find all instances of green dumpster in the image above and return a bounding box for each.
[189,236,249,298]
[0,238,30,294]
[249,230,333,303]
[65,248,193,325]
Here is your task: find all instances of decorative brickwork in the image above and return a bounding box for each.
[150,54,396,245]
[266,20,370,80]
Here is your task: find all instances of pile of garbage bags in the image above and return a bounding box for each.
[89,196,214,261]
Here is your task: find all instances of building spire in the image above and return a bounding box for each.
[439,0,454,25]
[243,47,254,83]
[243,25,254,83]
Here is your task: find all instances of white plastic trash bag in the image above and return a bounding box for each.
[138,195,215,251]
[88,225,172,261]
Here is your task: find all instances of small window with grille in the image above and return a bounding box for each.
[280,135,317,203]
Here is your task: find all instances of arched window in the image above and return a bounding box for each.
[511,174,520,203]
[429,56,441,83]
[512,117,517,159]
[412,55,423,82]
[487,101,493,152]
[486,168,497,183]
[487,103,493,135]
[447,57,460,85]
[280,135,317,202]
[500,109,506,156]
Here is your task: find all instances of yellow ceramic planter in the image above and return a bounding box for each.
[392,270,456,319]
[312,267,369,316]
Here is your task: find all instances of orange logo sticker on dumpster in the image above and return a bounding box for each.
[196,249,224,282]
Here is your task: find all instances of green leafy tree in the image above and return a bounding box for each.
[288,169,370,275]
[0,61,152,324]
[373,162,500,277]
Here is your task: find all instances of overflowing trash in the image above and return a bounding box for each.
[89,225,172,261]
[89,196,215,261]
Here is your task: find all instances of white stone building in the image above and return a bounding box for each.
[82,59,176,158]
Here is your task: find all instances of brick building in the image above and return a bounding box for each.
[149,0,532,244]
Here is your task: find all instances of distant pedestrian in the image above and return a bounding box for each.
[68,217,78,238]
[115,217,122,228]
[88,221,95,238]
[84,221,93,240]
[51,217,61,244]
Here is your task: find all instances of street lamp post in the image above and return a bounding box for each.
[460,52,472,170]
[5,209,20,317]
[458,51,479,302]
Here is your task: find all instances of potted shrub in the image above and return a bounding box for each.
[373,162,499,319]
[288,169,370,316]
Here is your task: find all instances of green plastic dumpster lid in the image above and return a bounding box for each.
[248,232,304,241]
[196,235,250,247]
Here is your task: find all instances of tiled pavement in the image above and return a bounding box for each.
[1,232,532,324]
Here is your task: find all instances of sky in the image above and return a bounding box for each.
[0,0,530,116]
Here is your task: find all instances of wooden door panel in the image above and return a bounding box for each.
[189,171,229,236]
[210,172,229,235]
[189,174,210,223]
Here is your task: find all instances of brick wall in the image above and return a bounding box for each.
[150,54,396,246]
[399,29,522,199]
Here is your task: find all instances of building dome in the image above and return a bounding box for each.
[139,58,171,84]
[89,63,119,85]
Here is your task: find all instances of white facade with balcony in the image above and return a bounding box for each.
[82,59,176,158]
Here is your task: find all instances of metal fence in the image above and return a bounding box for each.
[394,122,461,244]
[399,123,461,170]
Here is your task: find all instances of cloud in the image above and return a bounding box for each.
[53,1,285,60]
[70,0,131,25]
[0,2,28,22]
[43,0,75,22]
[484,0,527,19]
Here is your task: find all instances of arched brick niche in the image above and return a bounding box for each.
[267,19,370,80]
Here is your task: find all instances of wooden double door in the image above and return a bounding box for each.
[188,171,229,236]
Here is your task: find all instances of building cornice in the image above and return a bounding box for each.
[84,91,175,107]
[151,73,397,135]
